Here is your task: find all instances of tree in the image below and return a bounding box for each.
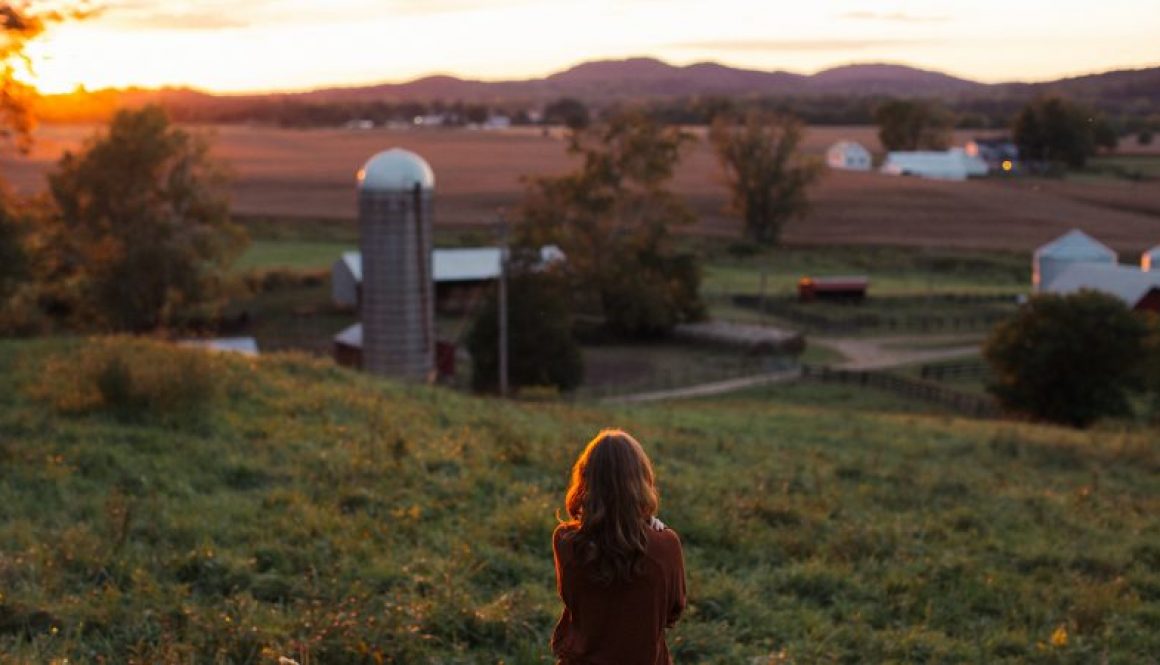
[542,97,590,129]
[517,109,704,338]
[44,105,246,331]
[1013,96,1115,169]
[466,269,583,393]
[983,291,1146,427]
[709,110,821,245]
[874,99,955,151]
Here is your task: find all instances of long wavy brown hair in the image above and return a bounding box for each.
[560,429,660,585]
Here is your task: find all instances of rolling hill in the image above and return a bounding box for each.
[1,336,1157,661]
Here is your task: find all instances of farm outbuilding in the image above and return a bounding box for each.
[1142,245,1160,272]
[826,141,872,171]
[331,245,565,309]
[332,251,361,308]
[1033,230,1118,291]
[178,337,260,356]
[880,149,988,181]
[332,323,457,376]
[1044,263,1160,312]
[965,138,1019,171]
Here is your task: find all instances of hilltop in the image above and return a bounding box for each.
[1,337,1157,662]
[37,57,1160,125]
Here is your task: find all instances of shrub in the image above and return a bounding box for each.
[466,270,583,393]
[983,291,1146,427]
[32,336,222,421]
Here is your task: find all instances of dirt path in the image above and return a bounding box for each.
[600,369,801,405]
[816,334,983,371]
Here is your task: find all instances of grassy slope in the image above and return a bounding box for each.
[1,340,1157,664]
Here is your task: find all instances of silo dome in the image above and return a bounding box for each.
[358,148,435,191]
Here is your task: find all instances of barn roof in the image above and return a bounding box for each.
[1045,263,1160,307]
[334,323,363,348]
[1034,229,1117,262]
[828,140,870,154]
[178,337,260,356]
[339,245,564,284]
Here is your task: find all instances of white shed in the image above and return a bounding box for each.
[880,149,988,181]
[1033,230,1117,291]
[826,141,872,171]
[1142,245,1160,272]
[1045,263,1160,309]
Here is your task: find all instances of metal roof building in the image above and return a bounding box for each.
[1045,262,1160,311]
[826,141,872,171]
[331,246,565,307]
[1033,230,1118,292]
[880,149,988,181]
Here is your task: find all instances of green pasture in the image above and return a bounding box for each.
[1,338,1157,663]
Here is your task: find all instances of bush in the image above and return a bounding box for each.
[466,270,583,392]
[32,336,222,421]
[983,291,1146,426]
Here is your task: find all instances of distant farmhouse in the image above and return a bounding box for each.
[1036,229,1160,312]
[826,141,872,171]
[880,148,988,181]
[965,137,1019,172]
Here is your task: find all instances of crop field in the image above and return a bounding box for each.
[5,124,1160,252]
[1,337,1157,663]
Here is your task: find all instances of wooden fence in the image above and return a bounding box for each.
[801,364,1000,418]
[919,359,991,381]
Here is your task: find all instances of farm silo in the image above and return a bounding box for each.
[1142,245,1160,272]
[1032,229,1116,292]
[357,148,435,380]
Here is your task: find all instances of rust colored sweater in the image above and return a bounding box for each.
[551,523,687,665]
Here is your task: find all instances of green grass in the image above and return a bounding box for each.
[1,337,1158,663]
[698,244,1030,299]
[235,240,356,272]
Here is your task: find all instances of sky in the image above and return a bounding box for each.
[18,0,1160,94]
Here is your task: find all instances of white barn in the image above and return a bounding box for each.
[1033,230,1117,291]
[880,149,988,181]
[1045,263,1160,311]
[826,141,872,171]
[1142,245,1160,272]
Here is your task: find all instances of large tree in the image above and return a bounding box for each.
[44,105,246,331]
[517,109,703,337]
[710,110,821,245]
[874,99,955,151]
[983,291,1146,427]
[1013,95,1116,169]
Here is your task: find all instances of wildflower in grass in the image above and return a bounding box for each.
[1051,624,1068,647]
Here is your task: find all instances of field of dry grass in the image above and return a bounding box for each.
[4,124,1160,252]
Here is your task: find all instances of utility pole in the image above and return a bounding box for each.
[497,211,509,397]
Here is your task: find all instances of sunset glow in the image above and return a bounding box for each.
[15,0,1160,94]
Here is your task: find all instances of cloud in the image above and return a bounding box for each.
[671,38,934,52]
[839,11,949,23]
[99,1,258,30]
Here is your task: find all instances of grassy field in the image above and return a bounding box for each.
[1,337,1157,663]
[7,124,1160,252]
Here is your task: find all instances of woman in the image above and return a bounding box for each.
[551,429,686,665]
